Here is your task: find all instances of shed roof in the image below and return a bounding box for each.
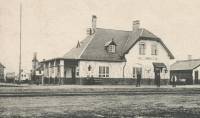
[170,59,200,71]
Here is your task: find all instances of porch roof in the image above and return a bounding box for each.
[41,58,78,66]
[153,62,166,68]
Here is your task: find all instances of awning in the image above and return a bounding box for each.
[153,62,166,68]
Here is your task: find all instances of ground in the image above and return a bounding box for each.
[0,84,200,118]
[1,94,200,118]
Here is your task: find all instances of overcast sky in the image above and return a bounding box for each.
[1,0,200,73]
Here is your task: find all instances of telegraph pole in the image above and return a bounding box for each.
[18,1,22,84]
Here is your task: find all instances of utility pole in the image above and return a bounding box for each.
[18,1,22,84]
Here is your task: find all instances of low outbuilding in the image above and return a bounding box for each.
[170,59,200,85]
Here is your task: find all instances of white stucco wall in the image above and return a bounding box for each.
[124,40,173,79]
[79,61,125,78]
[43,39,174,80]
[78,40,173,79]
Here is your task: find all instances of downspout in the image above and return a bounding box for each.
[122,61,127,78]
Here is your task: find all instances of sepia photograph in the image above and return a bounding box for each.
[1,0,200,117]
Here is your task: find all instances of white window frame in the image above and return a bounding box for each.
[108,45,116,53]
[151,44,158,55]
[99,66,109,78]
[139,42,145,55]
[133,67,142,78]
[76,67,79,77]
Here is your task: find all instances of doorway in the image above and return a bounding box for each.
[71,66,76,79]
[195,71,198,84]
[154,68,161,87]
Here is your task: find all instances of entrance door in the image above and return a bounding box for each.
[154,68,161,87]
[71,67,76,79]
[195,71,198,84]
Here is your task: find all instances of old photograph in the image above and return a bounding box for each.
[1,0,200,117]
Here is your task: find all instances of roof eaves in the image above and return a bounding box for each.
[193,64,200,70]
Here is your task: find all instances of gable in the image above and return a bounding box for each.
[125,39,172,61]
[123,29,174,59]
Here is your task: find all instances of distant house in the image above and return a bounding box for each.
[6,72,15,83]
[20,70,31,82]
[170,59,200,85]
[0,62,5,82]
[41,15,174,85]
[31,53,44,84]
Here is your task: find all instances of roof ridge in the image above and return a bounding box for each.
[96,27,141,32]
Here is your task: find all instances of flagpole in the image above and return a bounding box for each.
[18,1,22,84]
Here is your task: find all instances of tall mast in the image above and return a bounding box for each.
[18,1,22,83]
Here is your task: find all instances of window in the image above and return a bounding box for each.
[57,66,60,76]
[133,67,142,78]
[76,68,79,76]
[51,67,54,74]
[151,44,158,55]
[139,42,145,55]
[99,66,109,78]
[108,45,116,53]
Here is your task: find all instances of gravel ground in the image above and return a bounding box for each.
[0,94,200,118]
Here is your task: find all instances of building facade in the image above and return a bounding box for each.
[170,59,200,85]
[0,63,5,82]
[41,15,174,85]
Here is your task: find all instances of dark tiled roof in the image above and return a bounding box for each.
[63,35,94,59]
[62,28,174,61]
[0,63,5,68]
[170,59,200,71]
[80,28,129,61]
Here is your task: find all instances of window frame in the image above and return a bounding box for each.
[139,42,146,55]
[108,45,116,53]
[76,67,80,77]
[99,66,109,78]
[132,67,142,78]
[151,44,158,55]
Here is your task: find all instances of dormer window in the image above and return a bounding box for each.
[108,45,116,53]
[105,38,117,53]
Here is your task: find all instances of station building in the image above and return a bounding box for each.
[41,15,175,85]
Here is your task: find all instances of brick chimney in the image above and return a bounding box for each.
[86,15,97,35]
[132,20,140,31]
[92,15,97,33]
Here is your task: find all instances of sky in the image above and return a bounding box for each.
[1,0,200,73]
